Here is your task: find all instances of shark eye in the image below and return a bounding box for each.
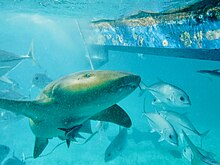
[83,73,92,78]
[180,96,185,101]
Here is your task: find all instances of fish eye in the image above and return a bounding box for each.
[169,135,173,139]
[35,76,39,80]
[180,96,185,101]
[108,153,111,157]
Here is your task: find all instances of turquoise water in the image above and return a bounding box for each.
[0,1,220,165]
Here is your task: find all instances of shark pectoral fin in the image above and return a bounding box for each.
[33,137,48,158]
[90,104,132,128]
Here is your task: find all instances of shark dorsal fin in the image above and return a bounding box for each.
[33,137,48,158]
[90,104,132,128]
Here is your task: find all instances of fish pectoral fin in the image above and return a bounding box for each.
[150,129,156,133]
[66,139,71,148]
[158,136,165,142]
[33,137,48,158]
[0,76,13,84]
[90,104,132,128]
[75,133,85,139]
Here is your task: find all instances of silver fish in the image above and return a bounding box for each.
[182,130,220,165]
[2,156,25,165]
[104,128,128,162]
[32,73,53,89]
[183,146,218,164]
[158,110,209,143]
[58,120,93,148]
[0,89,27,100]
[141,81,191,107]
[0,42,35,81]
[0,145,10,164]
[144,112,178,146]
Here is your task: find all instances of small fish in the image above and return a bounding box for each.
[140,80,191,107]
[2,156,25,165]
[183,146,218,164]
[59,125,84,147]
[182,130,220,165]
[32,73,52,89]
[197,69,220,78]
[158,110,209,144]
[0,41,36,82]
[0,145,10,164]
[58,121,93,147]
[104,128,128,162]
[0,89,27,100]
[143,112,178,146]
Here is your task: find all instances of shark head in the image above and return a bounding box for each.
[46,70,141,112]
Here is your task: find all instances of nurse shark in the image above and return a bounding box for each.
[0,70,140,158]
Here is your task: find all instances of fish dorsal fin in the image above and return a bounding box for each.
[90,104,132,128]
[33,137,48,158]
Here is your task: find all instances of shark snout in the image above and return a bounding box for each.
[119,72,141,88]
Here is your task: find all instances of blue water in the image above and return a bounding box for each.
[0,1,220,165]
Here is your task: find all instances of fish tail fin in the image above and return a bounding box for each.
[141,97,148,118]
[26,40,41,68]
[138,81,148,96]
[26,40,34,60]
[200,130,210,147]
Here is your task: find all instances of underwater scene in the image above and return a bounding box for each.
[0,0,220,164]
